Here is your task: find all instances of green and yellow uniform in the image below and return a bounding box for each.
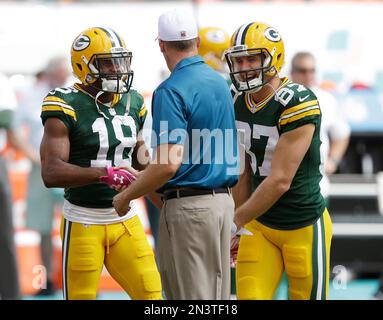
[41,84,146,210]
[41,84,162,299]
[234,78,332,300]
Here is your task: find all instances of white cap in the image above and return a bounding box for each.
[157,9,198,41]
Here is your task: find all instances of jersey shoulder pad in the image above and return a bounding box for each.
[277,82,320,129]
[128,89,147,122]
[41,86,78,124]
[129,89,144,105]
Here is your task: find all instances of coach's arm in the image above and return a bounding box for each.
[113,143,183,216]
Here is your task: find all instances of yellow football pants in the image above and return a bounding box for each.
[236,209,332,300]
[60,215,163,300]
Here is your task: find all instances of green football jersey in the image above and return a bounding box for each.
[234,77,325,230]
[40,84,147,208]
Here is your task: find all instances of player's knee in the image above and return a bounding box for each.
[237,234,262,263]
[137,269,163,300]
[236,234,269,300]
[70,238,99,271]
[282,244,310,278]
[237,276,269,300]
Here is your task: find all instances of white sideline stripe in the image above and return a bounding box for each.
[333,223,383,236]
[330,183,377,197]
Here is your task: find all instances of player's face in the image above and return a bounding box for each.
[97,56,130,78]
[231,54,263,81]
[291,57,316,88]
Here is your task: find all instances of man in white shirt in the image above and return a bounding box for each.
[290,52,351,200]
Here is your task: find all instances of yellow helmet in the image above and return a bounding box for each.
[198,27,230,72]
[70,27,133,94]
[224,22,285,92]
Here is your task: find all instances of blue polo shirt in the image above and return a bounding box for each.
[152,55,239,192]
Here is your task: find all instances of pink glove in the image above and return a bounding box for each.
[100,165,136,188]
[230,235,240,268]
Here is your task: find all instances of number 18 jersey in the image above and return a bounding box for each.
[41,84,147,210]
[234,77,325,230]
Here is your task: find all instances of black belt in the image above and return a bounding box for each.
[162,187,231,201]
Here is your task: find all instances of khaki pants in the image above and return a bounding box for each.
[158,192,234,300]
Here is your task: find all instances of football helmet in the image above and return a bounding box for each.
[198,27,230,72]
[224,22,284,92]
[71,27,133,94]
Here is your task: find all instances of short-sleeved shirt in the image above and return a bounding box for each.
[234,78,325,230]
[41,84,147,209]
[152,55,238,192]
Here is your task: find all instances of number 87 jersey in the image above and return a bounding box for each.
[233,77,326,230]
[40,84,147,209]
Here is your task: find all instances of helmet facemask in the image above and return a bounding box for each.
[85,49,133,94]
[225,46,278,93]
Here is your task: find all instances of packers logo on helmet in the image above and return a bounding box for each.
[264,27,281,42]
[224,22,285,93]
[70,27,133,94]
[72,35,91,51]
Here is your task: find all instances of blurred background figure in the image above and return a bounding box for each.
[0,72,21,300]
[12,56,69,296]
[290,52,351,202]
[198,26,230,77]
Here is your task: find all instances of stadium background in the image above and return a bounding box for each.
[1,0,383,300]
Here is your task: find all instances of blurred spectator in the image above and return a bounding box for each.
[291,52,351,202]
[0,73,21,300]
[12,56,69,296]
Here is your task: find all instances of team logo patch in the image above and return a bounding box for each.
[72,35,90,51]
[264,27,281,42]
[180,31,187,37]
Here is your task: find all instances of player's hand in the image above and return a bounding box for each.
[114,184,128,192]
[100,165,136,188]
[230,222,253,267]
[114,165,141,178]
[230,234,240,267]
[112,192,131,217]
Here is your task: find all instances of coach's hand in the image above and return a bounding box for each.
[113,192,131,217]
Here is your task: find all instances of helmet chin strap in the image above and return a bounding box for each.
[95,91,110,120]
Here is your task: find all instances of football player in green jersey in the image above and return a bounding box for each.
[226,22,332,300]
[40,27,162,300]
